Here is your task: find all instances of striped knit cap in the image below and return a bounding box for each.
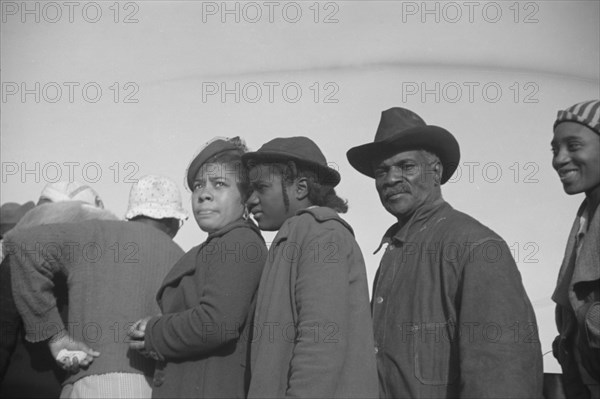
[554,100,600,135]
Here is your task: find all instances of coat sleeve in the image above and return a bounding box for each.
[285,227,350,398]
[571,280,600,383]
[458,238,543,398]
[144,229,267,360]
[0,255,20,381]
[5,226,74,343]
[573,280,600,348]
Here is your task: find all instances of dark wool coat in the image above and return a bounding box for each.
[372,200,543,398]
[144,219,267,399]
[247,207,379,399]
[552,199,600,398]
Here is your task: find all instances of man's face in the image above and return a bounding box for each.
[551,122,600,195]
[373,150,440,221]
[247,164,295,231]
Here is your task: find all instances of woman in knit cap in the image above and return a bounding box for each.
[128,137,267,399]
[551,100,600,398]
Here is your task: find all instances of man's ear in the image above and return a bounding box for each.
[432,161,443,186]
[294,177,309,201]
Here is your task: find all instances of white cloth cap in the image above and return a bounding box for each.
[39,181,104,208]
[125,175,188,221]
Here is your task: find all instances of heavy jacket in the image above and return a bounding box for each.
[552,199,600,398]
[372,199,543,398]
[248,207,379,399]
[144,219,267,399]
[5,219,184,385]
[0,202,118,397]
[0,255,67,398]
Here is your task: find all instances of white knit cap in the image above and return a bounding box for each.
[39,181,104,208]
[125,175,188,221]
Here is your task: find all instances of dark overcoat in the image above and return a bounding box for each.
[145,219,267,399]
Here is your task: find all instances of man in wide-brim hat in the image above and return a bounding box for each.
[347,107,543,398]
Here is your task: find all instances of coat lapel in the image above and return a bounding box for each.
[552,200,599,309]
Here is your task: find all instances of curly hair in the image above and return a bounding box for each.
[271,161,348,213]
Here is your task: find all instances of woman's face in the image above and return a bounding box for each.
[551,122,600,196]
[191,162,245,233]
[247,164,294,231]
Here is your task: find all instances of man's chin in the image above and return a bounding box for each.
[384,204,413,220]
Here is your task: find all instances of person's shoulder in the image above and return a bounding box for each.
[90,219,138,237]
[7,216,110,242]
[16,202,118,230]
[218,219,265,245]
[88,221,182,253]
[7,203,118,241]
[119,221,184,248]
[438,205,503,242]
[293,207,355,238]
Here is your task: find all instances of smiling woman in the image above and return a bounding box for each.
[550,100,600,398]
[552,121,600,196]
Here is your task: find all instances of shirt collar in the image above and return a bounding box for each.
[374,198,447,254]
[206,218,263,243]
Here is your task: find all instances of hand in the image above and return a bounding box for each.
[48,330,100,373]
[127,317,151,353]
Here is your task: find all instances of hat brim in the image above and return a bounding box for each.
[346,125,460,184]
[242,151,341,187]
[125,206,189,221]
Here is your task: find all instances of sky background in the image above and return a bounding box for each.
[2,0,599,372]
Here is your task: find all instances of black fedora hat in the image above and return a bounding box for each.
[242,137,341,187]
[346,107,460,184]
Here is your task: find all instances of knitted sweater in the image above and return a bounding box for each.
[5,220,184,385]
